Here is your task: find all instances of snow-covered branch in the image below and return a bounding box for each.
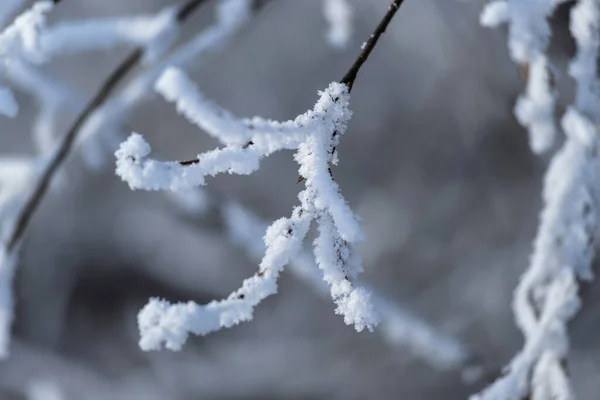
[115,77,344,191]
[119,0,407,350]
[219,200,471,369]
[127,78,380,350]
[473,0,600,398]
[480,0,566,154]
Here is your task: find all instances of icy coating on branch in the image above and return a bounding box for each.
[480,0,566,154]
[116,73,346,191]
[473,111,599,400]
[154,68,313,147]
[473,0,600,399]
[139,208,312,351]
[118,71,379,350]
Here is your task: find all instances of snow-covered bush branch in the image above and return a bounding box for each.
[117,0,406,351]
[480,0,567,154]
[473,0,600,399]
[120,71,378,350]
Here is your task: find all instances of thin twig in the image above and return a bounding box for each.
[340,0,406,92]
[4,0,211,252]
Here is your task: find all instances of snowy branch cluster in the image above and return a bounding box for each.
[117,70,380,350]
[0,0,470,376]
[110,0,418,353]
[474,0,600,399]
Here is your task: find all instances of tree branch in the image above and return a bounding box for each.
[340,0,405,92]
[4,0,211,252]
[178,0,407,173]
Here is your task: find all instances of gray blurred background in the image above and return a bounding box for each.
[1,0,599,399]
